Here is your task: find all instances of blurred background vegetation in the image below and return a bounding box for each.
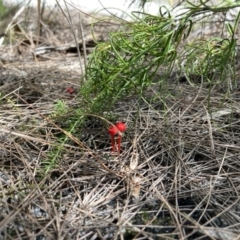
[0,0,7,18]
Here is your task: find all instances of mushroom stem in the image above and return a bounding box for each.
[117,135,122,154]
[111,135,115,152]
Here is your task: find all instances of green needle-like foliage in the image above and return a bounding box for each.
[183,37,236,84]
[81,0,239,114]
[82,9,189,112]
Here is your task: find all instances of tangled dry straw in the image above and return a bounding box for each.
[1,2,240,239]
[1,75,240,239]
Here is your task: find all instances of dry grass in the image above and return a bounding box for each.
[1,3,240,240]
[1,76,240,239]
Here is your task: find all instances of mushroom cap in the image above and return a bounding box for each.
[108,125,118,135]
[115,122,126,132]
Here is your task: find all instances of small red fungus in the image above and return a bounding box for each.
[66,86,74,95]
[108,122,127,154]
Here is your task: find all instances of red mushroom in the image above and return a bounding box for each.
[108,125,118,152]
[108,122,127,154]
[115,122,127,154]
[66,86,74,95]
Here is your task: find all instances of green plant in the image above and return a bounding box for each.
[182,37,236,84]
[40,117,81,175]
[39,101,82,175]
[51,100,68,117]
[82,11,182,113]
[81,1,239,114]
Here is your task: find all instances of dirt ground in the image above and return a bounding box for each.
[0,5,121,101]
